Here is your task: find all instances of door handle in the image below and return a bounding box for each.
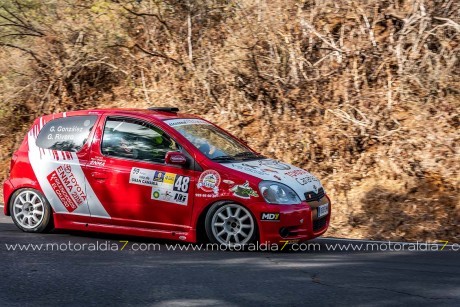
[91,171,107,180]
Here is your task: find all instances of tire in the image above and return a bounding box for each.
[9,188,53,233]
[205,201,257,246]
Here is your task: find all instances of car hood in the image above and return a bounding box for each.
[221,158,323,201]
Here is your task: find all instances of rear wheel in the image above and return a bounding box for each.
[10,189,53,233]
[205,202,257,246]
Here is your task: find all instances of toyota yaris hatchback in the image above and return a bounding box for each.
[3,108,330,245]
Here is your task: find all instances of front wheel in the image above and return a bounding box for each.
[10,188,53,233]
[205,202,257,245]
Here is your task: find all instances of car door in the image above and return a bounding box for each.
[84,115,196,232]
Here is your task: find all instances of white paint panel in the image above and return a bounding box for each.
[27,120,110,218]
[221,159,323,200]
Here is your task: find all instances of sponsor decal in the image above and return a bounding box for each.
[261,213,280,221]
[152,190,161,199]
[262,168,278,173]
[153,171,166,182]
[283,169,321,186]
[230,181,259,199]
[165,118,211,127]
[129,168,159,186]
[295,174,320,186]
[223,180,235,185]
[258,159,291,170]
[221,158,324,202]
[46,164,87,212]
[197,170,221,194]
[285,169,309,177]
[130,167,190,205]
[89,157,106,167]
[151,186,188,205]
[241,163,259,170]
[230,163,269,176]
[163,173,177,185]
[196,193,219,198]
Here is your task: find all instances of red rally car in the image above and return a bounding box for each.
[3,107,331,245]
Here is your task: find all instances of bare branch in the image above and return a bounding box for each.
[121,5,171,33]
[108,43,183,66]
[0,42,45,66]
[0,6,44,36]
[433,17,460,32]
[0,5,28,27]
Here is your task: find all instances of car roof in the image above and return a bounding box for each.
[50,108,201,121]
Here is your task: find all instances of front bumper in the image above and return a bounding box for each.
[253,195,331,244]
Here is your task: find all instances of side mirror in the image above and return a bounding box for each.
[165,151,187,165]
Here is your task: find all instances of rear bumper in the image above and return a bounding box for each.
[253,195,331,244]
[2,179,14,216]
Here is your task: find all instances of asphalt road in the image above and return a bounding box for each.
[0,207,459,307]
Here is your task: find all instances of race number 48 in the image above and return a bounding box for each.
[173,176,190,193]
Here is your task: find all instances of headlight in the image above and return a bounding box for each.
[259,181,301,205]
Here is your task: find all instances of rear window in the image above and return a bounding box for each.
[36,116,98,152]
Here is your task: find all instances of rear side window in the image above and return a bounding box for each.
[36,116,98,152]
[101,118,178,163]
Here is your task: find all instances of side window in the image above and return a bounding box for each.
[101,118,178,163]
[36,116,98,152]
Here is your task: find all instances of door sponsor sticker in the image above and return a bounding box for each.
[129,167,159,186]
[130,167,190,205]
[46,164,87,212]
[151,186,188,205]
[197,170,221,194]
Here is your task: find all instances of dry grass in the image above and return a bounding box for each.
[0,0,459,241]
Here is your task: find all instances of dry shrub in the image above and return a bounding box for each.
[0,0,458,241]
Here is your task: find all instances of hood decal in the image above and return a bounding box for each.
[222,159,323,201]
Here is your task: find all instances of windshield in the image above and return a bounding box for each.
[165,119,262,161]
